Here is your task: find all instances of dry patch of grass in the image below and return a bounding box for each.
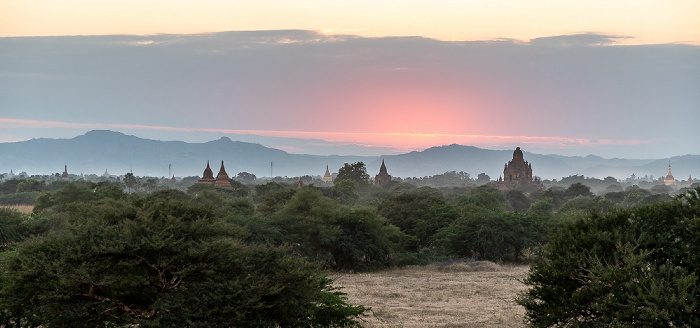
[333,260,529,328]
[0,204,34,214]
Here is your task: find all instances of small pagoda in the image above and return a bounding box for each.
[213,161,233,189]
[196,160,233,189]
[374,160,392,187]
[322,165,333,183]
[196,161,216,185]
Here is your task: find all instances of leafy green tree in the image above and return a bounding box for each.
[434,208,540,262]
[518,188,700,327]
[0,190,368,327]
[505,189,530,211]
[454,185,504,212]
[276,188,406,271]
[565,182,593,198]
[335,162,370,186]
[528,197,554,217]
[144,178,158,192]
[475,173,491,185]
[123,172,137,193]
[378,190,454,250]
[330,179,359,205]
[235,171,257,182]
[15,180,44,193]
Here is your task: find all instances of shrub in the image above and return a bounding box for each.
[518,188,700,327]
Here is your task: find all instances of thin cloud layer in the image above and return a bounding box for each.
[1,31,698,158]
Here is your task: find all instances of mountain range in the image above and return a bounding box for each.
[1,130,697,181]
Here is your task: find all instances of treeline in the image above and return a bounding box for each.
[2,162,697,326]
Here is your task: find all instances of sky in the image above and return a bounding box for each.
[1,1,699,159]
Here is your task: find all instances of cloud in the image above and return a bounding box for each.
[529,33,631,46]
[0,31,698,158]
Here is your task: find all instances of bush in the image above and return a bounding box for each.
[0,192,40,205]
[518,188,700,327]
[0,189,368,327]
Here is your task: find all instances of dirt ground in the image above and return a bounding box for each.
[332,261,530,328]
[0,204,33,214]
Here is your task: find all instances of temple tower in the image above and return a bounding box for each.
[196,161,216,185]
[493,147,543,190]
[664,160,676,186]
[322,165,333,183]
[213,160,233,189]
[374,160,392,187]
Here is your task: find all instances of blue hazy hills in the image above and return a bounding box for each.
[1,130,697,181]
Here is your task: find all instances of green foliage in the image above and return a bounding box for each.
[454,185,504,212]
[505,189,531,211]
[0,192,40,206]
[518,188,700,327]
[335,162,370,186]
[0,188,368,327]
[276,188,407,271]
[528,197,554,217]
[123,172,137,193]
[15,180,44,193]
[330,179,359,205]
[0,208,27,249]
[434,209,544,262]
[378,190,455,250]
[565,182,593,198]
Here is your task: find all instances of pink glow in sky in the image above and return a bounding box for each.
[1,5,699,159]
[0,118,656,155]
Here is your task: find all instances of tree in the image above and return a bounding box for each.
[0,190,368,327]
[565,182,593,198]
[518,188,700,327]
[236,171,257,182]
[335,162,370,186]
[476,173,491,185]
[123,172,137,193]
[505,189,530,211]
[275,188,406,271]
[378,190,454,250]
[144,178,158,192]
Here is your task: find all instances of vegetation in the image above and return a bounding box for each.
[518,188,700,327]
[1,165,696,326]
[0,187,367,327]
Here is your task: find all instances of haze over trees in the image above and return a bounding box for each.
[1,159,698,326]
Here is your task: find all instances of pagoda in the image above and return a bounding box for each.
[322,165,333,183]
[213,161,233,189]
[492,147,543,190]
[664,161,676,186]
[374,160,392,187]
[196,161,216,185]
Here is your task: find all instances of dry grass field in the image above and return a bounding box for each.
[0,204,34,214]
[333,260,530,328]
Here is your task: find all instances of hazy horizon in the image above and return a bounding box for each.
[2,2,699,160]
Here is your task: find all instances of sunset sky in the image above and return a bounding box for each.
[1,1,699,158]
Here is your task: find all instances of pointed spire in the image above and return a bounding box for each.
[214,160,233,189]
[379,159,388,174]
[323,164,332,182]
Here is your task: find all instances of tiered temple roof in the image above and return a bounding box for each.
[322,165,333,183]
[213,161,233,189]
[493,147,543,191]
[196,161,216,184]
[374,160,392,187]
[664,161,676,186]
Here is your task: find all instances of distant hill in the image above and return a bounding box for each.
[0,130,697,181]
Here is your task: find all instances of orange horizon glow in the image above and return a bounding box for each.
[1,1,698,45]
[0,118,653,153]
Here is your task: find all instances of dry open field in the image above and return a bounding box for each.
[333,260,530,328]
[0,204,34,214]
